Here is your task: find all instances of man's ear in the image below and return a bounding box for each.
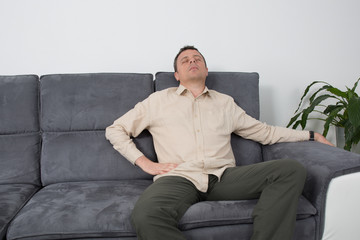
[174,72,180,81]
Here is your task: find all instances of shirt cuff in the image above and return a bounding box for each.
[124,149,144,165]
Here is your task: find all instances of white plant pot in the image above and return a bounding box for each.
[336,127,360,154]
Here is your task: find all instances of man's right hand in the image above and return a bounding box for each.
[135,156,178,175]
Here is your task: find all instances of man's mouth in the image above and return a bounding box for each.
[189,66,198,71]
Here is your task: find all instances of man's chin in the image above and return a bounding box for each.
[188,74,207,82]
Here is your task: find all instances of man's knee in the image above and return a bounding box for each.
[131,201,160,228]
[277,159,307,187]
[131,200,178,230]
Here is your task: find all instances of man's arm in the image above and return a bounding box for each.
[106,100,178,175]
[105,110,146,165]
[231,100,334,146]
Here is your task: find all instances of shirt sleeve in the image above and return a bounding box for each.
[231,100,309,145]
[105,99,150,165]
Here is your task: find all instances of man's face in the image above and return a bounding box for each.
[174,49,208,83]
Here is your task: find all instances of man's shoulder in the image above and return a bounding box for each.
[146,87,178,101]
[152,87,177,96]
[208,89,234,101]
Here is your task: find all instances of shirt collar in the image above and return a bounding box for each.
[176,84,210,97]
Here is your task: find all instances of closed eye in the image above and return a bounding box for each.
[181,58,189,64]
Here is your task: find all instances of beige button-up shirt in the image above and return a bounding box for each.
[106,85,309,192]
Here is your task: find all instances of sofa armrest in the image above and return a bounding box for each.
[262,141,360,239]
[322,172,360,240]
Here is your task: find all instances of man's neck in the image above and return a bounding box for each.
[180,78,206,98]
[182,82,206,98]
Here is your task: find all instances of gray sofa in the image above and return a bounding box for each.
[1,72,359,240]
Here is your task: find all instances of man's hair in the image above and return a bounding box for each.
[173,45,207,72]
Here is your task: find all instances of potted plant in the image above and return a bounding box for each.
[287,77,360,151]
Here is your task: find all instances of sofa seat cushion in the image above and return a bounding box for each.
[0,184,39,239]
[179,195,316,230]
[7,180,316,240]
[7,181,152,240]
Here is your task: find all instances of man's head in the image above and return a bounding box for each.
[173,46,208,84]
[173,46,207,72]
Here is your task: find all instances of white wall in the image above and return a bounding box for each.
[1,0,359,143]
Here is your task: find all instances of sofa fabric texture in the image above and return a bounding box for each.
[0,75,41,240]
[1,72,360,240]
[40,73,155,186]
[263,141,360,240]
[0,75,39,134]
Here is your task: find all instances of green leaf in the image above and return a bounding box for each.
[323,104,342,115]
[309,85,332,103]
[337,118,347,128]
[294,81,330,113]
[348,96,360,129]
[343,120,360,151]
[352,128,360,144]
[287,112,301,128]
[351,78,360,93]
[347,88,355,100]
[352,126,360,145]
[293,120,302,129]
[323,106,343,137]
[344,121,354,151]
[300,94,336,128]
[327,87,347,98]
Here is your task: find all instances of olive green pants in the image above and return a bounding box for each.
[131,159,306,240]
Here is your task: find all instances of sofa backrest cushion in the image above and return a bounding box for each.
[0,75,39,134]
[40,73,155,186]
[0,75,41,185]
[154,72,263,166]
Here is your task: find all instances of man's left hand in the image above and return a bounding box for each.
[314,132,335,147]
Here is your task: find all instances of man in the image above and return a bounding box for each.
[106,46,333,240]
